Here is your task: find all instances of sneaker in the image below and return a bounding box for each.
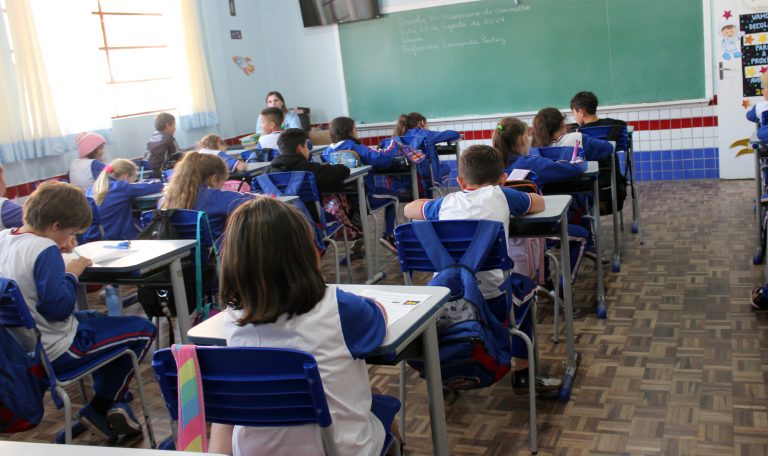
[510,368,561,395]
[107,402,142,437]
[379,235,398,254]
[77,404,114,440]
[751,287,768,310]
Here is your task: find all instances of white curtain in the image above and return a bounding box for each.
[0,0,71,163]
[171,0,219,130]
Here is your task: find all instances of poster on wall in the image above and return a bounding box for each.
[740,12,768,97]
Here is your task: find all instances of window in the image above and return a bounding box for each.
[0,0,13,63]
[92,0,178,118]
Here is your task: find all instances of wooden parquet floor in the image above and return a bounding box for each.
[2,179,767,455]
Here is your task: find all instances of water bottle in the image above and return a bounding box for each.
[105,286,121,316]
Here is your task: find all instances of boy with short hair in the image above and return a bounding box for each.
[0,181,157,440]
[0,163,22,229]
[270,128,350,192]
[255,107,285,161]
[404,145,560,393]
[569,91,627,128]
[146,112,179,178]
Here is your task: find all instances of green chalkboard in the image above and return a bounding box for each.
[339,0,705,123]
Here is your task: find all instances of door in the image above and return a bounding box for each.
[715,0,768,179]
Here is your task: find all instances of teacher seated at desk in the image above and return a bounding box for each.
[255,90,302,135]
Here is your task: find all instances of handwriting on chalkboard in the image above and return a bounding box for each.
[398,5,529,56]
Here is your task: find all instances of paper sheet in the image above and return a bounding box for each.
[507,169,531,180]
[357,289,430,326]
[72,246,137,265]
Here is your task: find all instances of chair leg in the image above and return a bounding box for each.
[78,379,89,403]
[546,251,561,344]
[327,238,341,284]
[399,361,407,448]
[59,386,73,444]
[128,351,156,448]
[510,329,538,454]
[342,227,353,282]
[370,211,381,273]
[154,317,161,351]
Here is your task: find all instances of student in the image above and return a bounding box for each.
[531,107,613,161]
[161,152,253,241]
[146,112,180,179]
[324,116,401,252]
[209,197,396,456]
[403,145,559,393]
[89,159,163,240]
[0,181,156,440]
[747,72,768,141]
[493,117,589,282]
[255,90,302,135]
[69,132,107,191]
[389,112,460,188]
[198,134,246,172]
[255,107,284,161]
[0,163,22,229]
[269,128,350,192]
[570,91,627,129]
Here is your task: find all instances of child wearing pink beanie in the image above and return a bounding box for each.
[69,132,107,191]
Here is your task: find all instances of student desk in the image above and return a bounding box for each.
[508,194,581,402]
[538,161,608,319]
[749,133,768,278]
[0,441,225,455]
[188,284,452,456]
[73,240,197,343]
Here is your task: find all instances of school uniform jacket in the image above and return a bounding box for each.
[747,102,768,141]
[146,131,179,170]
[384,127,460,181]
[324,139,399,196]
[420,185,532,298]
[88,179,163,240]
[191,187,254,240]
[550,132,613,161]
[69,158,106,191]
[0,229,78,361]
[507,154,586,185]
[0,197,23,229]
[198,148,240,172]
[224,286,387,456]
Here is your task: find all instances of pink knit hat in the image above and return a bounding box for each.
[76,132,106,158]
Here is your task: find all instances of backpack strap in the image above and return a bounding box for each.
[254,174,283,196]
[284,171,306,196]
[171,344,208,452]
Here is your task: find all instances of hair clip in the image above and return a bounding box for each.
[496,125,504,131]
[104,165,113,173]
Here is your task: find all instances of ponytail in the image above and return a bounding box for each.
[163,152,227,210]
[392,112,427,137]
[92,159,137,205]
[492,117,529,166]
[531,108,565,148]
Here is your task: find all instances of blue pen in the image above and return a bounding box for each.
[104,241,131,249]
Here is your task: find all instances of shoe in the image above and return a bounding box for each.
[107,402,142,437]
[77,404,114,440]
[751,287,768,310]
[379,235,398,254]
[510,368,561,394]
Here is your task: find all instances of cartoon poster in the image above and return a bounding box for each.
[740,12,768,97]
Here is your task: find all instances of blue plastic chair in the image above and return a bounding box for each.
[139,210,219,346]
[252,171,352,282]
[152,346,399,456]
[393,219,539,454]
[0,278,155,446]
[77,196,106,244]
[578,125,629,153]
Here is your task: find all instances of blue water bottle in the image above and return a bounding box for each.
[105,286,121,316]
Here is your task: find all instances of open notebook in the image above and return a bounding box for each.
[355,289,430,326]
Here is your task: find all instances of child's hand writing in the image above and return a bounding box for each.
[66,256,92,277]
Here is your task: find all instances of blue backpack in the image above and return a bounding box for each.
[0,279,59,433]
[406,221,535,390]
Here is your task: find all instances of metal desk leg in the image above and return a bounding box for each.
[627,137,643,244]
[593,178,607,320]
[357,176,384,284]
[76,284,89,311]
[170,257,191,344]
[422,320,449,455]
[755,146,764,265]
[410,162,420,200]
[558,216,580,402]
[610,151,620,273]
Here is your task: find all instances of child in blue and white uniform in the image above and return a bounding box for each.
[69,132,107,191]
[253,107,284,162]
[404,145,560,394]
[532,107,613,161]
[197,134,246,173]
[0,181,156,440]
[161,152,253,241]
[0,164,22,229]
[88,159,163,240]
[208,197,399,456]
[747,73,768,141]
[493,116,589,283]
[255,91,302,135]
[324,116,401,252]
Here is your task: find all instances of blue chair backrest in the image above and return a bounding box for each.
[162,169,174,183]
[579,125,629,152]
[394,220,511,274]
[152,347,333,427]
[0,279,35,330]
[251,171,320,203]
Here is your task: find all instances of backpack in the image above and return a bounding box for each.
[503,179,545,281]
[405,221,517,390]
[0,279,58,433]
